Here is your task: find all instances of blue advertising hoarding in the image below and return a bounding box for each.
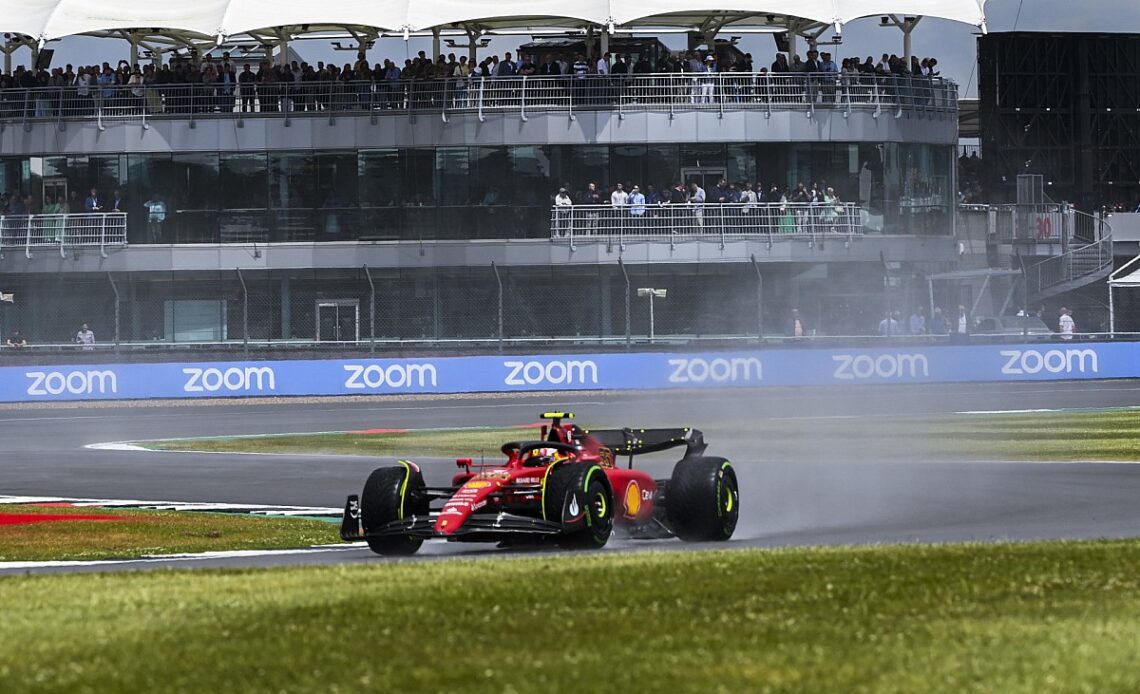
[0,342,1134,403]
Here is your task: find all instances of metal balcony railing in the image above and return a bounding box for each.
[0,212,127,257]
[551,202,863,247]
[0,73,957,127]
[1026,209,1112,298]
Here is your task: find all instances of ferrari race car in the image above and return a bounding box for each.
[340,412,740,555]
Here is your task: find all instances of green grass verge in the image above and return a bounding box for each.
[0,505,339,562]
[149,426,531,458]
[149,410,1140,462]
[3,541,1140,692]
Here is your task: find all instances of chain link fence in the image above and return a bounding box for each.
[0,263,775,352]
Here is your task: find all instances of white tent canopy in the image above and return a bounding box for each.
[0,1,986,42]
[1108,255,1140,334]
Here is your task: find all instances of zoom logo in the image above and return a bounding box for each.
[1000,349,1098,375]
[182,366,276,393]
[503,360,598,386]
[668,357,762,384]
[833,353,929,380]
[26,370,118,396]
[343,363,438,390]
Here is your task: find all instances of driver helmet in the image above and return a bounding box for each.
[528,447,568,466]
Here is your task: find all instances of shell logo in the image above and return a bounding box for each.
[624,481,642,518]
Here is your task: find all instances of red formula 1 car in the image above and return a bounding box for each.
[340,412,740,555]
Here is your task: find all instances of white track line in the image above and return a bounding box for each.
[0,495,340,516]
[0,545,363,571]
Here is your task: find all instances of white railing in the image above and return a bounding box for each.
[551,202,863,246]
[0,73,957,126]
[1024,232,1114,298]
[0,212,127,258]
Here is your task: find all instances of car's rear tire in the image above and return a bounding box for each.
[361,464,427,556]
[543,463,614,549]
[666,456,739,542]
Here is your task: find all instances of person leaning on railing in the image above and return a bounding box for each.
[553,188,572,237]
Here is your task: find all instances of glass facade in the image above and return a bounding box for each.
[1,142,954,243]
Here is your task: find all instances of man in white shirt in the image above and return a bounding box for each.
[553,188,573,236]
[75,323,95,350]
[1058,307,1075,340]
[610,183,628,233]
[688,182,706,229]
[610,182,628,207]
[596,53,610,75]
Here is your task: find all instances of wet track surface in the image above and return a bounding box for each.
[3,380,1140,573]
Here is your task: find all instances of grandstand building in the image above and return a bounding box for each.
[0,3,1007,348]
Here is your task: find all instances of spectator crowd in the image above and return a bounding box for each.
[0,45,944,116]
[551,177,855,236]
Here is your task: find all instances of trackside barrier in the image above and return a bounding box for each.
[0,342,1133,403]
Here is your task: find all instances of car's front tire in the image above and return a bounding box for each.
[542,463,614,549]
[665,456,739,542]
[361,464,427,556]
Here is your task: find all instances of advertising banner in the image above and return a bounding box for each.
[0,342,1133,403]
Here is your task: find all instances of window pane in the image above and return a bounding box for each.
[508,146,552,206]
[644,145,678,194]
[470,147,508,204]
[435,147,469,206]
[66,155,121,205]
[358,149,401,207]
[567,146,608,195]
[269,152,316,209]
[171,154,219,210]
[219,153,267,209]
[404,149,435,205]
[609,145,645,192]
[726,144,756,187]
[316,152,358,208]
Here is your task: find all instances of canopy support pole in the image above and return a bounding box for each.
[1109,282,1115,336]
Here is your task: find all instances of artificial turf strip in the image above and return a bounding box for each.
[149,410,1140,462]
[1,542,1139,693]
[0,504,339,562]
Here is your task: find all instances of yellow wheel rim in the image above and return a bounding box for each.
[594,492,608,519]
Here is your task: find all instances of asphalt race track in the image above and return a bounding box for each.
[3,380,1140,573]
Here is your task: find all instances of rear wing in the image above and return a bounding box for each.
[582,427,707,460]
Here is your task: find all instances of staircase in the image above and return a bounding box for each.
[1024,231,1113,302]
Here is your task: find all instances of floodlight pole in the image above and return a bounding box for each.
[647,292,655,342]
[637,287,666,343]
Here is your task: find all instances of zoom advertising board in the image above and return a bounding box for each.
[0,342,1135,403]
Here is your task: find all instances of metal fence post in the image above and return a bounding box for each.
[751,254,763,341]
[107,271,120,350]
[363,264,376,354]
[236,268,248,355]
[619,258,630,349]
[491,262,503,353]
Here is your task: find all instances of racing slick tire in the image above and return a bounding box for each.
[542,463,614,549]
[361,464,428,556]
[665,456,739,542]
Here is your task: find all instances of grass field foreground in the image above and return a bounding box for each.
[150,410,1140,462]
[2,541,1140,692]
[0,504,339,562]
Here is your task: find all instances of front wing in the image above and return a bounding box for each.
[339,495,563,542]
